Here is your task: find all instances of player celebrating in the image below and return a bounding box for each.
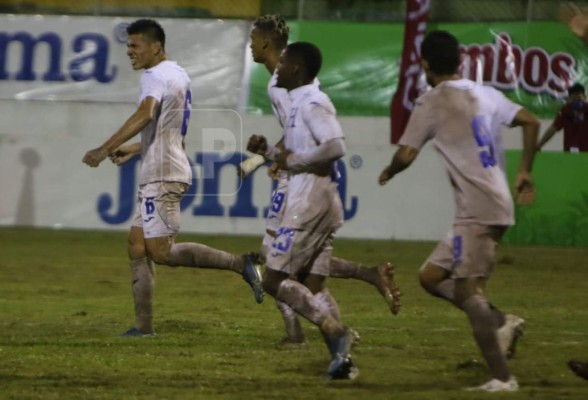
[243,14,400,347]
[379,30,539,391]
[82,19,263,337]
[248,42,357,379]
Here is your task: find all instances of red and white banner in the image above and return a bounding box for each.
[390,0,430,144]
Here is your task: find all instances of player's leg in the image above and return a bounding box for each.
[568,359,588,380]
[454,225,516,391]
[261,230,306,345]
[265,229,357,379]
[263,268,342,335]
[262,178,306,344]
[419,233,522,359]
[121,192,156,337]
[263,230,351,349]
[330,257,401,315]
[142,182,263,303]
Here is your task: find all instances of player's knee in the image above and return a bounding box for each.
[418,268,437,295]
[127,240,146,260]
[146,248,173,266]
[262,269,282,296]
[419,263,447,295]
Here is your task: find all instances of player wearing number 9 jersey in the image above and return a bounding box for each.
[247,15,401,349]
[379,30,539,392]
[82,19,264,338]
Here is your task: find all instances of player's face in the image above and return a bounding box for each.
[275,49,296,90]
[568,92,586,103]
[421,59,436,87]
[250,28,267,63]
[126,33,159,70]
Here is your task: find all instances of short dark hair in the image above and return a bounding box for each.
[285,42,322,80]
[127,19,166,49]
[568,83,585,96]
[420,30,461,76]
[253,14,289,49]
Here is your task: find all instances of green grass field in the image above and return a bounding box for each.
[0,227,587,399]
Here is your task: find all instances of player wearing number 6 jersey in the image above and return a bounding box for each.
[379,30,539,392]
[82,19,263,338]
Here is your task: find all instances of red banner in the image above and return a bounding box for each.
[390,0,430,144]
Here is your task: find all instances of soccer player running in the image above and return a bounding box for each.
[247,41,358,379]
[82,19,263,337]
[244,14,400,347]
[379,30,539,392]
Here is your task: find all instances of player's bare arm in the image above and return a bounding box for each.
[378,145,419,185]
[511,108,540,205]
[82,96,159,167]
[560,3,588,46]
[109,142,142,166]
[536,124,558,151]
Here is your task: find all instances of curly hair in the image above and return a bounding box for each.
[253,14,289,49]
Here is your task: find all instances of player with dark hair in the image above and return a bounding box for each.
[537,82,588,153]
[82,18,263,337]
[247,41,357,380]
[244,14,400,347]
[379,30,540,392]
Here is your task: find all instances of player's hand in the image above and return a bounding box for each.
[247,135,268,155]
[514,171,536,205]
[560,3,588,39]
[109,145,136,166]
[378,165,394,186]
[275,150,292,170]
[82,147,109,168]
[267,162,280,180]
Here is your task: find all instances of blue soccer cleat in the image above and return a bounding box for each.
[325,327,357,379]
[242,252,264,304]
[325,357,359,381]
[120,327,156,338]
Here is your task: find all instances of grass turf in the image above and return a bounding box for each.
[0,227,587,399]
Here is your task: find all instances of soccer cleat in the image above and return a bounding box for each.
[242,252,264,304]
[325,328,355,377]
[374,262,402,315]
[568,359,588,380]
[497,314,525,359]
[466,377,519,392]
[325,357,359,380]
[120,327,156,338]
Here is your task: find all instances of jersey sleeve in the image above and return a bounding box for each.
[398,97,434,150]
[139,71,166,103]
[488,88,522,126]
[303,100,344,144]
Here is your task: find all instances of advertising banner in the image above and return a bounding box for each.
[0,15,249,106]
[247,21,586,120]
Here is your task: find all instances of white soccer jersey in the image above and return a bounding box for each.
[399,79,521,226]
[138,60,192,185]
[280,84,345,231]
[268,70,320,128]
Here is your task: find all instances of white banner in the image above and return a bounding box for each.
[0,15,249,106]
[0,97,457,241]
